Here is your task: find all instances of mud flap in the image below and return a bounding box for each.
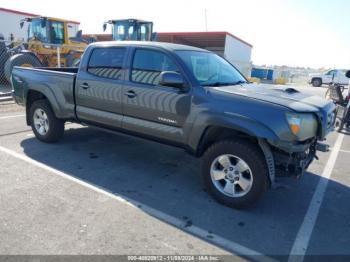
[258,139,276,188]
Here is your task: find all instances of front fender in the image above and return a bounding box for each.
[187,112,279,152]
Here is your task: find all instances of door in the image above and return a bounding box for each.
[75,47,127,128]
[122,48,192,144]
[339,70,349,85]
[324,70,336,84]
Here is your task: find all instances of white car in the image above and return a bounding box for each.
[308,69,349,87]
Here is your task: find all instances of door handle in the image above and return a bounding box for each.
[80,83,90,89]
[125,90,137,98]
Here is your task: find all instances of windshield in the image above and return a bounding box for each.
[175,50,247,86]
[113,21,152,41]
[28,19,48,42]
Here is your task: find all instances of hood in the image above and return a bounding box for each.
[212,83,331,112]
[308,72,322,77]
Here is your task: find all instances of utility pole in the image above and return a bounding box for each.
[204,9,208,32]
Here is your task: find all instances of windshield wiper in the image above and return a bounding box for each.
[201,81,248,87]
[231,80,248,85]
[202,82,235,87]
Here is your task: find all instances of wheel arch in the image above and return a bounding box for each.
[190,114,279,157]
[25,88,61,125]
[193,122,278,187]
[195,126,258,157]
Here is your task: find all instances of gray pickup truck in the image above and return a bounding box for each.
[11,41,335,209]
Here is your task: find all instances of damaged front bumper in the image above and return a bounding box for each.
[259,138,330,186]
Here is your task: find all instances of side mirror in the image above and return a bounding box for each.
[346,70,350,78]
[159,71,185,89]
[20,21,24,29]
[103,23,107,32]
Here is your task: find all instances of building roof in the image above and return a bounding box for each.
[83,34,113,41]
[0,7,80,24]
[157,31,253,48]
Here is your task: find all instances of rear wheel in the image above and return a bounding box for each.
[4,53,42,82]
[312,78,322,87]
[29,100,64,143]
[201,139,268,209]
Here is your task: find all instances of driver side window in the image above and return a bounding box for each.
[131,49,179,86]
[326,70,336,76]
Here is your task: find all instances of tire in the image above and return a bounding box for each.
[4,53,42,82]
[312,78,322,87]
[201,139,268,209]
[29,99,64,143]
[335,118,344,132]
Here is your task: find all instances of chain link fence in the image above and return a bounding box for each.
[0,39,86,94]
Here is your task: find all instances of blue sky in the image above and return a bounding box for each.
[0,0,349,68]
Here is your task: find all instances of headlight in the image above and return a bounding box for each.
[286,113,301,135]
[286,113,318,140]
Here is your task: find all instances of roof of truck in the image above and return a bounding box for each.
[89,41,209,52]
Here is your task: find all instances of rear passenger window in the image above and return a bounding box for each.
[88,48,125,80]
[131,49,179,85]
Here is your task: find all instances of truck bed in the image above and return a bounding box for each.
[12,66,78,120]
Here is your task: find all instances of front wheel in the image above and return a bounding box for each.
[29,100,64,143]
[201,140,268,209]
[311,78,322,87]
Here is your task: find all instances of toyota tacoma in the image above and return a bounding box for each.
[11,41,335,208]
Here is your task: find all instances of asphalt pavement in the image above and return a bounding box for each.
[0,85,349,261]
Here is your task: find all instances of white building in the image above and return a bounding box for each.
[157,31,253,76]
[0,7,80,42]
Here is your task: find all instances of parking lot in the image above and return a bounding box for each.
[0,85,349,261]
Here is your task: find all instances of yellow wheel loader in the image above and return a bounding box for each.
[1,16,87,82]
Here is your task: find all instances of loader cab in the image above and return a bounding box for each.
[17,17,87,68]
[103,19,155,41]
[21,17,66,45]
